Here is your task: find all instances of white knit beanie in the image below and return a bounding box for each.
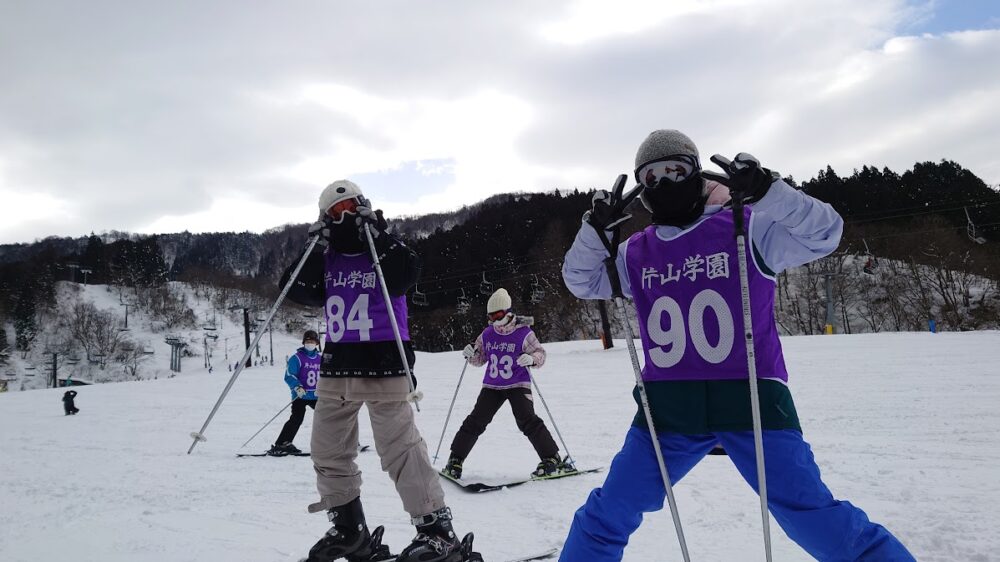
[486,288,512,314]
[318,180,363,213]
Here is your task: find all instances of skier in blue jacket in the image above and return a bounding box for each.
[559,129,914,561]
[268,330,321,456]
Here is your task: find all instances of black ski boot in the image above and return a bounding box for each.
[441,456,463,480]
[307,497,392,562]
[268,442,301,456]
[396,507,482,562]
[531,455,561,478]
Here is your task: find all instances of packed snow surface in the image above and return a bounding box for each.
[1,331,998,561]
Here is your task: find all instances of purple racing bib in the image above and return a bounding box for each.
[480,325,532,388]
[624,208,788,383]
[323,252,410,344]
[294,350,321,391]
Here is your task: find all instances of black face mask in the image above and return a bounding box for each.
[641,172,708,227]
[328,218,366,253]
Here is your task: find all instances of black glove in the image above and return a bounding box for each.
[584,175,642,232]
[702,153,779,203]
[307,215,335,247]
[354,197,388,232]
[353,196,391,251]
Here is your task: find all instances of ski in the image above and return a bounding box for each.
[237,445,370,458]
[505,547,559,561]
[297,546,553,562]
[440,468,602,493]
[236,451,310,457]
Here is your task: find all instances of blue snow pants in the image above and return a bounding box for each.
[560,427,914,562]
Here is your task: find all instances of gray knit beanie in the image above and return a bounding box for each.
[634,130,700,175]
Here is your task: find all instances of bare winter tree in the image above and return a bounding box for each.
[114,338,149,380]
[68,302,123,366]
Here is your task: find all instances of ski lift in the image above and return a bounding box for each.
[456,289,471,314]
[530,275,546,304]
[861,239,878,275]
[479,272,493,296]
[412,285,429,307]
[965,207,987,244]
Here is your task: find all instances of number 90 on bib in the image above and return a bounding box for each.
[646,289,735,369]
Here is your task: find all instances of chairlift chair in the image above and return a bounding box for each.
[479,272,493,296]
[456,289,471,314]
[530,275,546,304]
[861,239,878,275]
[965,207,987,244]
[412,285,429,307]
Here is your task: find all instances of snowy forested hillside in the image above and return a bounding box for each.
[1,332,998,561]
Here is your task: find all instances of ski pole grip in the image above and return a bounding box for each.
[605,256,625,299]
[731,190,746,238]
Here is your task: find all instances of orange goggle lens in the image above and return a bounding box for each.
[325,198,360,223]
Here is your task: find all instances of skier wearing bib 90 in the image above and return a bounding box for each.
[441,288,570,481]
[559,130,914,561]
[280,180,480,562]
[267,330,321,456]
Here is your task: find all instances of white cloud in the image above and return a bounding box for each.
[0,0,998,243]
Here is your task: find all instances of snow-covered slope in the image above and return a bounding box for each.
[1,332,998,561]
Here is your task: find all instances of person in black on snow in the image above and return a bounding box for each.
[62,390,79,415]
[267,330,322,456]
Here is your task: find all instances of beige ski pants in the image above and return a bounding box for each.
[308,397,446,518]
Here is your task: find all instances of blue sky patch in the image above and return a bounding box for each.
[349,159,456,203]
[906,0,999,34]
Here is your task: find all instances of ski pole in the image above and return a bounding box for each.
[362,224,422,410]
[593,174,691,562]
[724,170,773,562]
[611,296,691,562]
[187,235,321,454]
[240,399,295,449]
[527,367,575,467]
[432,358,469,463]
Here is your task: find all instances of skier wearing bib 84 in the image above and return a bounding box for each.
[559,130,914,561]
[281,180,481,562]
[441,288,571,481]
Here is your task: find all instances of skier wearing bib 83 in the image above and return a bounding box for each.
[559,130,914,561]
[280,180,480,562]
[441,288,570,481]
[267,330,321,456]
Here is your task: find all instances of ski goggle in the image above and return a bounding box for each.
[636,155,700,188]
[325,198,360,224]
[487,309,508,322]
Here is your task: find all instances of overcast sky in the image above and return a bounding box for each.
[1,0,998,244]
